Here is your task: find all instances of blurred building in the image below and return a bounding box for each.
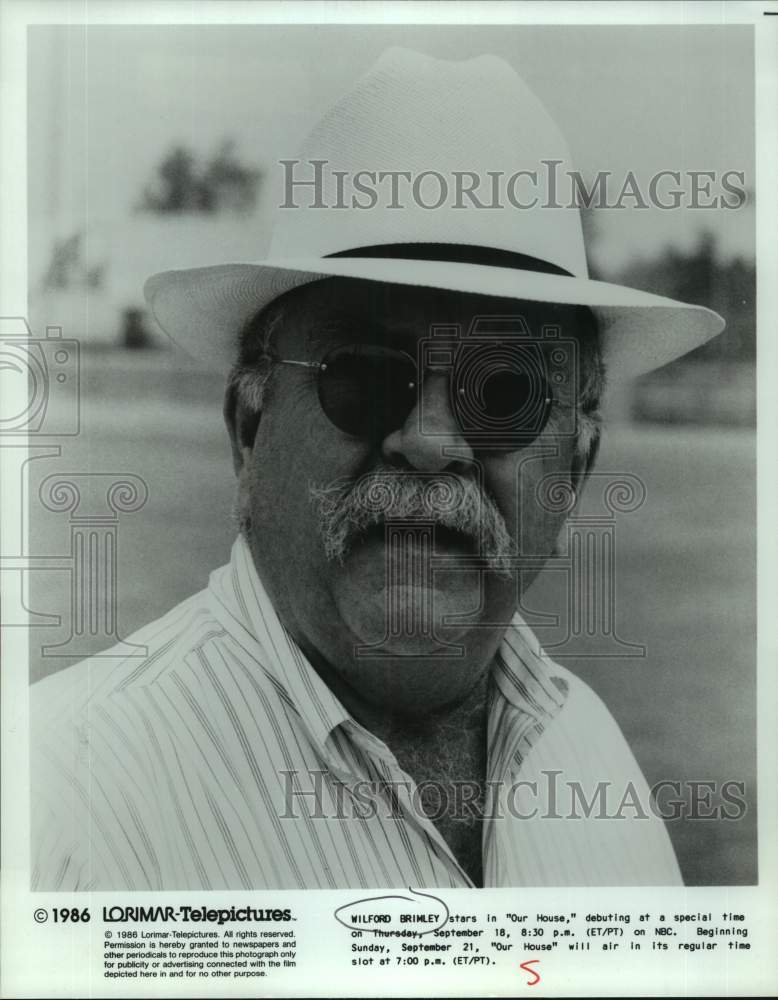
[29,212,272,349]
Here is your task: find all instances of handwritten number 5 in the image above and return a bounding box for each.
[519,959,541,986]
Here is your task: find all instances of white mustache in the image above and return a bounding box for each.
[309,464,515,577]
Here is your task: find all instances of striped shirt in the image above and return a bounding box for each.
[31,536,682,890]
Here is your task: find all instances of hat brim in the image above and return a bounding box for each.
[144,257,725,381]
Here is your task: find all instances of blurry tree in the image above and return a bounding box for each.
[120,307,152,350]
[42,233,83,289]
[138,142,262,214]
[200,141,262,213]
[140,147,200,213]
[85,264,106,289]
[42,232,105,291]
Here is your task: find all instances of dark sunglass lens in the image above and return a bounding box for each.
[482,369,526,419]
[452,343,553,450]
[318,346,417,438]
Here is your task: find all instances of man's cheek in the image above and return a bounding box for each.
[493,461,571,559]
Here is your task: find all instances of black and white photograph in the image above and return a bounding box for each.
[1,2,776,997]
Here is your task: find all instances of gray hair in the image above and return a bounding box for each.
[227,295,605,464]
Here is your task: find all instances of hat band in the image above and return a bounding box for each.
[326,242,573,277]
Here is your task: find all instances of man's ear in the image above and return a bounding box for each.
[569,426,601,499]
[223,384,261,475]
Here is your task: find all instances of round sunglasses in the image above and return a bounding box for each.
[276,341,557,452]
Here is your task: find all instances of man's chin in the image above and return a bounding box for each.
[329,533,485,653]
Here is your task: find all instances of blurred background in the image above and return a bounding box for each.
[24,24,755,886]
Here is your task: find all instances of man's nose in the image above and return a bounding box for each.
[381,373,474,471]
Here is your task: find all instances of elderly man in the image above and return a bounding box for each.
[31,48,723,890]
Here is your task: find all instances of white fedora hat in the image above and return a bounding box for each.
[144,47,724,380]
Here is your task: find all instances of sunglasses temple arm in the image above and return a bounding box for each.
[276,359,326,370]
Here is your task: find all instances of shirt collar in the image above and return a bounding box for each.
[208,535,568,752]
[207,536,351,750]
[492,616,569,721]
